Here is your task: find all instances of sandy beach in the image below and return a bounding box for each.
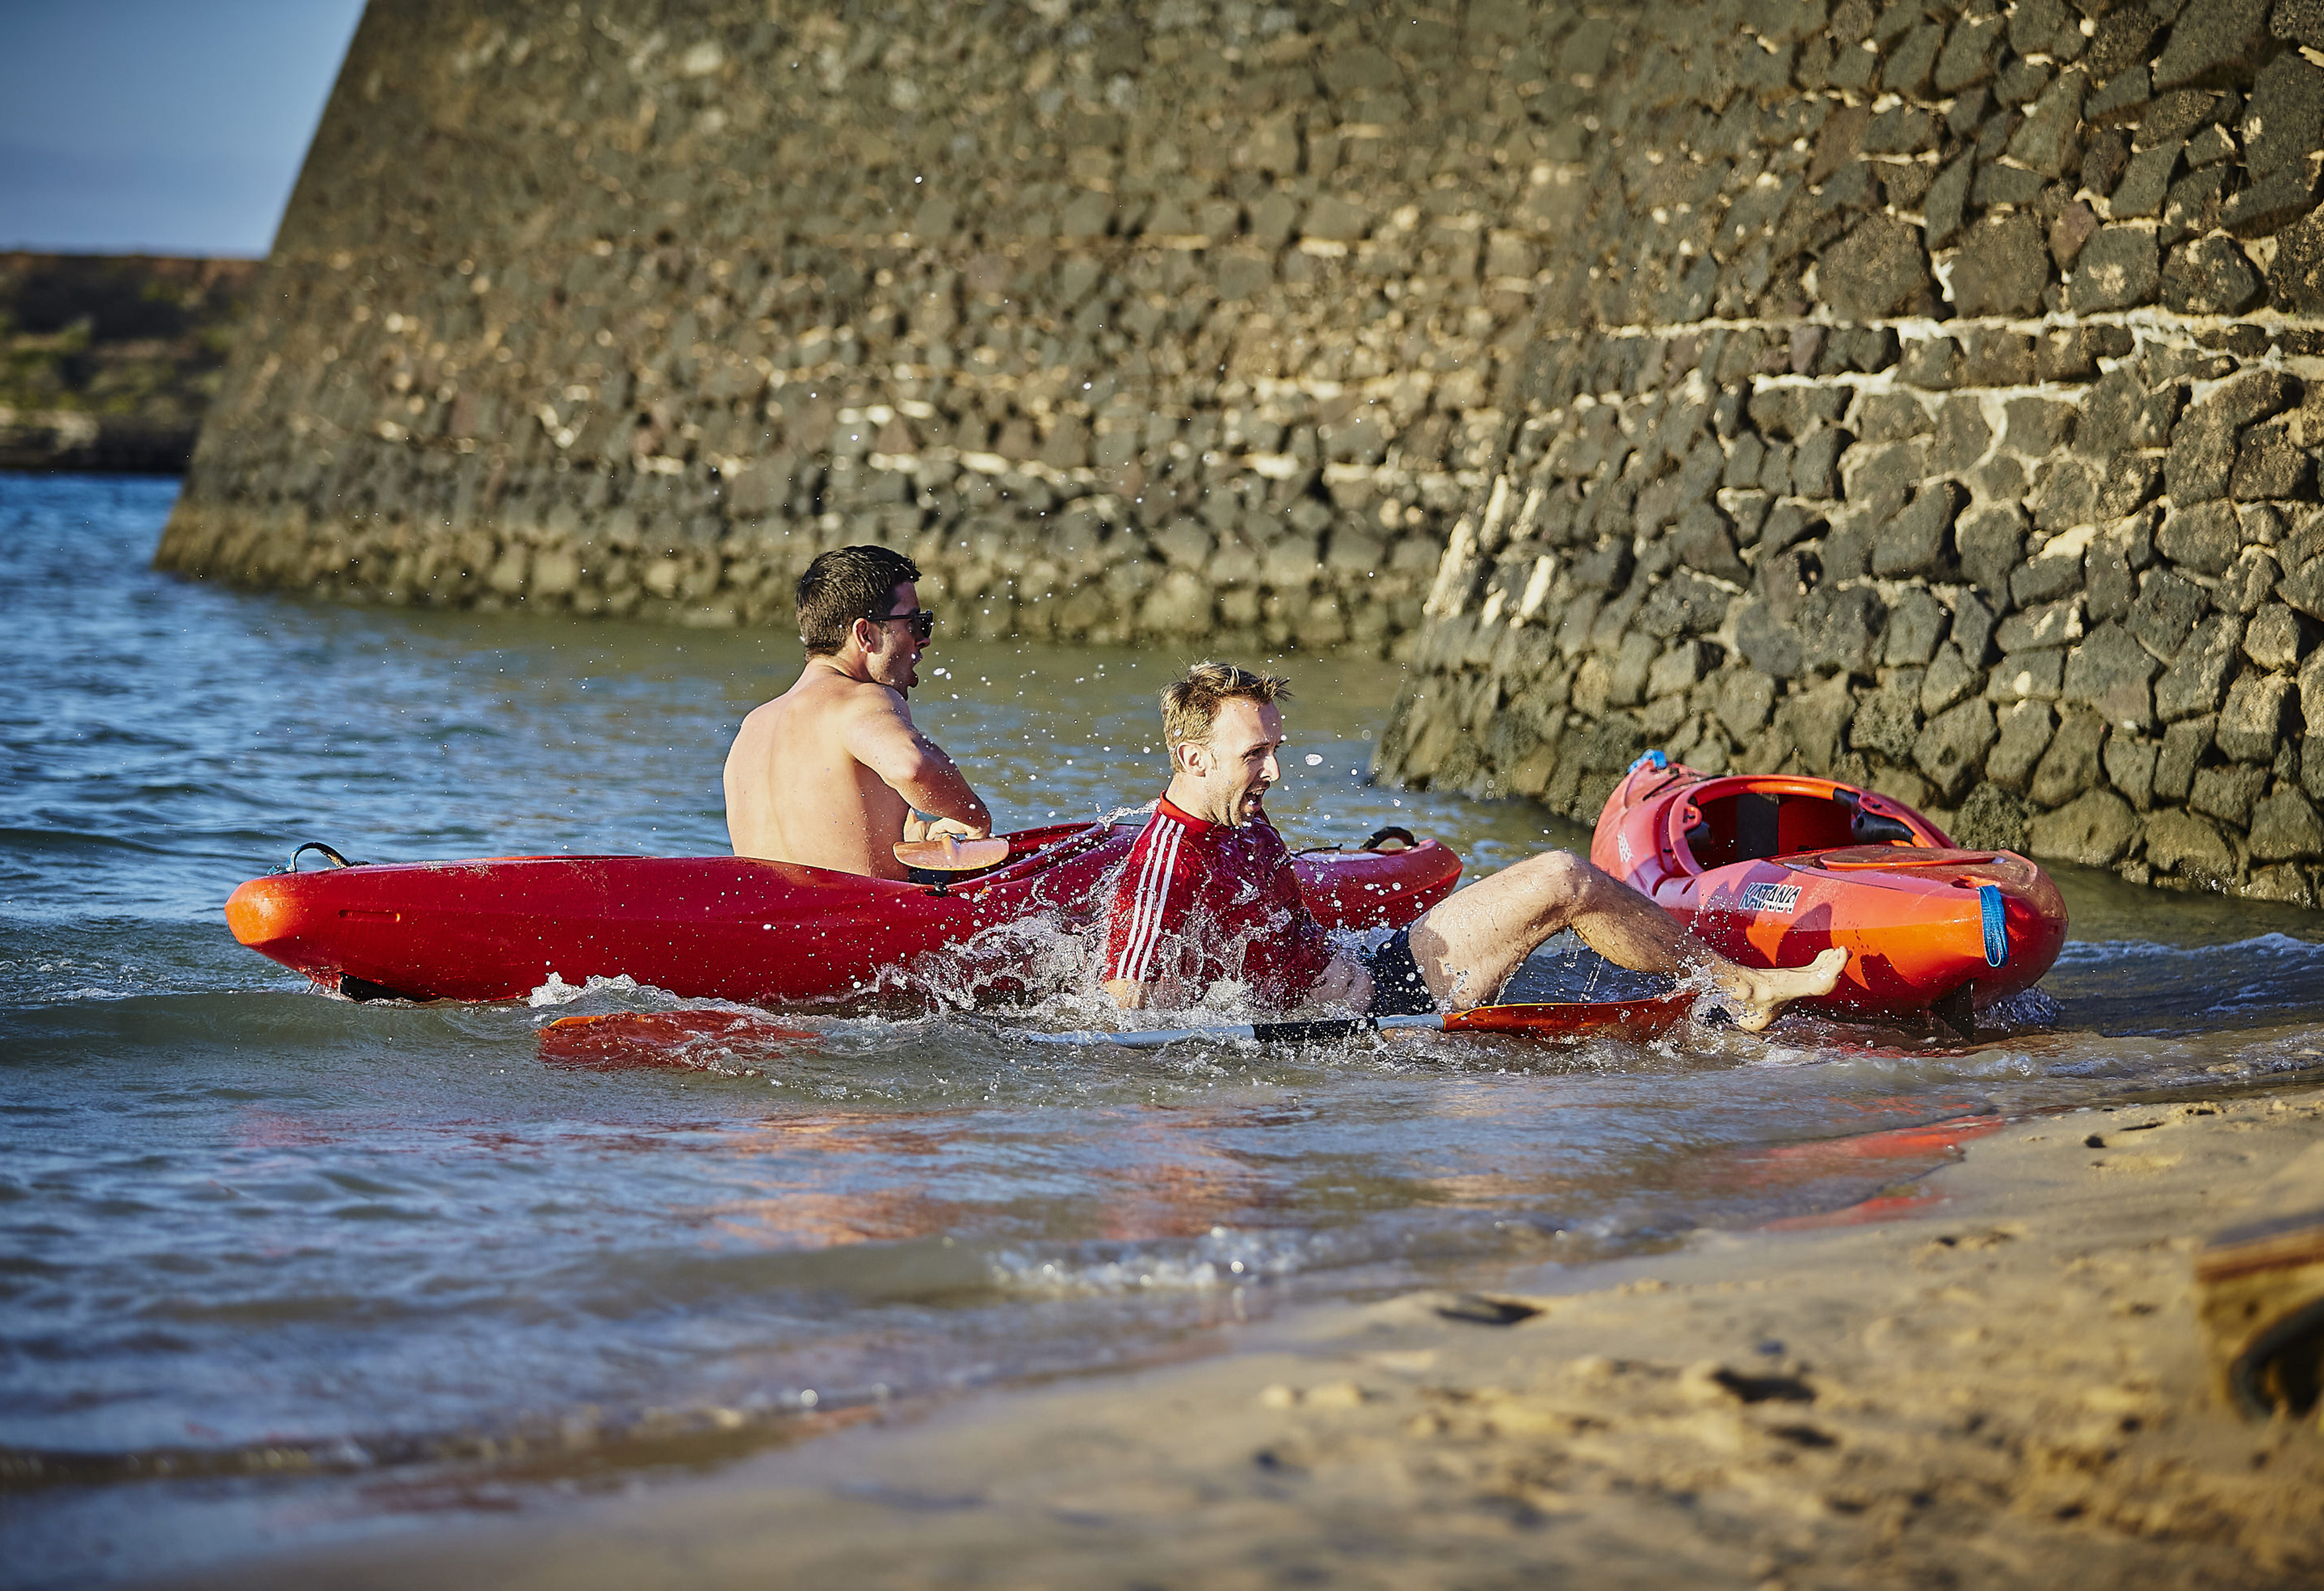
[160,1082,2324,1591]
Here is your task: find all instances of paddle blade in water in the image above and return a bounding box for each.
[537,1009,816,1070]
[1440,992,1696,1044]
[892,836,1012,871]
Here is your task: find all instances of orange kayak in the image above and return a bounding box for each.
[1591,755,2066,1025]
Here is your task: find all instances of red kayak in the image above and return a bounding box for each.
[1592,755,2066,1027]
[224,822,1462,1007]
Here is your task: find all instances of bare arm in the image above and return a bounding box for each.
[1106,960,1367,1013]
[843,690,992,837]
[1310,956,1373,1014]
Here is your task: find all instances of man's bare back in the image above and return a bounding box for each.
[724,559,989,880]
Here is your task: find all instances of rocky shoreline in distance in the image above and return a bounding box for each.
[0,252,256,474]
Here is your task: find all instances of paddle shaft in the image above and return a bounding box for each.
[1029,1013,1446,1049]
[1026,993,1695,1050]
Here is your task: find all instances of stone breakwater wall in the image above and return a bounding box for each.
[156,0,1623,655]
[1374,0,2324,906]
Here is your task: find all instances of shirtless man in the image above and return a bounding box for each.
[1102,662,1846,1030]
[724,544,991,880]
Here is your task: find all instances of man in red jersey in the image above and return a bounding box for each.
[1102,663,1844,1029]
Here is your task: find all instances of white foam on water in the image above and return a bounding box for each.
[2054,930,2324,965]
[986,1225,1324,1297]
[527,971,639,1007]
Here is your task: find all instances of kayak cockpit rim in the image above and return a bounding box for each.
[1658,775,1952,878]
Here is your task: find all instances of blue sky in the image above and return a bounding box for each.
[0,0,366,256]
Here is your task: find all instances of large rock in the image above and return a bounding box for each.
[2283,554,2324,622]
[2244,602,2316,671]
[2156,498,2240,575]
[1637,570,1733,637]
[1885,587,1952,666]
[2250,787,2324,859]
[1798,584,1889,675]
[2031,708,2109,808]
[1936,12,2007,94]
[2144,808,2239,883]
[1776,673,1858,769]
[1873,482,1964,578]
[2062,621,2161,729]
[2106,732,2161,810]
[2195,369,2301,431]
[2156,614,2248,721]
[1997,596,2086,655]
[1956,506,2027,593]
[1953,213,2051,316]
[1952,782,2030,852]
[1923,154,1975,250]
[1717,669,1778,741]
[2280,0,2324,49]
[2151,0,2272,92]
[1819,217,1934,319]
[2131,567,2212,660]
[1989,647,2066,704]
[1921,643,1987,716]
[2008,68,2087,176]
[2216,669,2296,761]
[2066,227,2159,312]
[2111,141,2180,219]
[2074,370,2182,457]
[2161,235,2264,312]
[2230,421,2317,500]
[1987,700,2056,791]
[2155,716,2218,802]
[2027,789,2141,867]
[2221,164,2324,237]
[1915,698,1999,801]
[1735,599,1804,677]
[1852,677,1924,763]
[2191,761,2271,826]
[2164,411,2240,504]
[2089,11,2162,81]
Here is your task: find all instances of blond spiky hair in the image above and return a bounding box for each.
[1159,661,1293,749]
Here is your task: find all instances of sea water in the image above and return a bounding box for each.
[5,473,2323,1584]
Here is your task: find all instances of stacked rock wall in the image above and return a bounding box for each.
[158,0,1605,655]
[1375,0,2324,906]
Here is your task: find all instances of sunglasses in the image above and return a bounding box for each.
[871,608,937,641]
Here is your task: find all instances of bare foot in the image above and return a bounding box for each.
[1709,946,1848,1032]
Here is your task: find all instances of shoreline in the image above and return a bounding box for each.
[154,1083,2324,1590]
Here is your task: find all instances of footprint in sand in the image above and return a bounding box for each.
[2091,1153,2183,1175]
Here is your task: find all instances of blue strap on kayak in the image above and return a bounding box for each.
[1979,885,2007,967]
[1627,749,1669,775]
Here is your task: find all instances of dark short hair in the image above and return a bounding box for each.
[796,545,920,655]
[1161,661,1293,749]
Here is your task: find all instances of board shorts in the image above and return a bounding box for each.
[1361,926,1438,1016]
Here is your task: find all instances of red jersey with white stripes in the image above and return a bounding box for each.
[1102,795,1339,1004]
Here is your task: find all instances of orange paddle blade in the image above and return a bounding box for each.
[537,1009,816,1070]
[892,836,1011,871]
[1441,991,1696,1043]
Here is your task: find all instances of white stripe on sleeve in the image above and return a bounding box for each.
[1114,821,1183,982]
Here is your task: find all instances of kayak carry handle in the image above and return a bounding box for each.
[1360,826,1416,852]
[283,842,362,873]
[1835,789,1919,846]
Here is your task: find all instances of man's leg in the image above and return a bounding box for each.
[1402,851,1844,1031]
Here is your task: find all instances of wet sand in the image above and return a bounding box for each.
[165,1085,2324,1590]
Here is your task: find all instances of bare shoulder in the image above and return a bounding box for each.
[729,692,791,747]
[832,675,914,728]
